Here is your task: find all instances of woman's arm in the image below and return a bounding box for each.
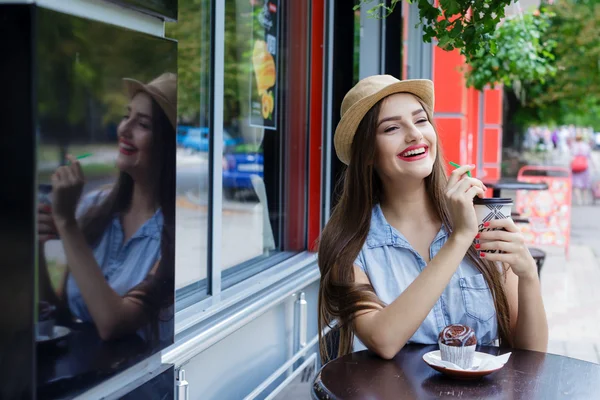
[50,155,153,340]
[37,204,68,305]
[353,234,475,359]
[38,246,63,304]
[352,165,485,359]
[502,265,548,352]
[479,220,548,352]
[55,218,155,340]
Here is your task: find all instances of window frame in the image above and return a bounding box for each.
[173,0,312,325]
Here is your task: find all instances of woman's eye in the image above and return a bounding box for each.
[416,118,428,124]
[384,126,398,133]
[140,123,151,129]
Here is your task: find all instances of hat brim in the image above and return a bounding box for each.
[334,79,434,165]
[123,78,177,130]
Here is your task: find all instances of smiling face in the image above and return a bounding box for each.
[116,92,154,177]
[373,93,437,183]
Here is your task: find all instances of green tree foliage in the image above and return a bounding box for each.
[511,0,600,130]
[166,0,257,127]
[37,9,175,139]
[165,0,211,124]
[465,11,556,92]
[355,0,513,62]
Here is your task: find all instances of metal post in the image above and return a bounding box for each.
[295,292,307,349]
[176,369,189,400]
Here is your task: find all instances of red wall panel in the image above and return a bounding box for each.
[483,128,501,164]
[307,0,324,251]
[483,167,500,182]
[466,87,480,176]
[285,0,309,251]
[433,47,466,114]
[435,117,465,171]
[484,87,502,125]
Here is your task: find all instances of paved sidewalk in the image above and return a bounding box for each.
[511,150,600,363]
[541,204,600,364]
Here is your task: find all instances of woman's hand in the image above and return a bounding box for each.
[477,218,538,280]
[445,165,486,241]
[38,203,58,243]
[51,155,85,226]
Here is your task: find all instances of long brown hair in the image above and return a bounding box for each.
[77,98,175,344]
[318,96,512,363]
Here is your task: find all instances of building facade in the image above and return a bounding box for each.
[0,0,502,398]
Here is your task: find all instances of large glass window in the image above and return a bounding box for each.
[166,0,211,298]
[35,9,177,398]
[219,0,309,289]
[168,0,310,305]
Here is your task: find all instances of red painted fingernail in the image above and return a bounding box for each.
[475,233,480,239]
[484,222,490,227]
[480,252,486,258]
[475,244,481,249]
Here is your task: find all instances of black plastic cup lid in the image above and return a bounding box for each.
[473,197,513,205]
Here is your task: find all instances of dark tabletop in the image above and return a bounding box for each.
[313,344,600,400]
[483,180,548,197]
[36,322,154,399]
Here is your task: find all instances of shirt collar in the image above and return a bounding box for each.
[366,204,448,249]
[112,208,164,241]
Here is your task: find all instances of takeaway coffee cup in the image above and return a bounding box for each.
[473,197,513,253]
[38,183,60,240]
[38,183,53,209]
[37,301,56,338]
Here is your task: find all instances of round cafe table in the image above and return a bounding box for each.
[312,344,600,400]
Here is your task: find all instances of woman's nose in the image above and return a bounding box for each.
[405,125,423,143]
[118,119,133,138]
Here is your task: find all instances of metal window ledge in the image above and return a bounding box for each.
[174,251,317,335]
[162,257,319,367]
[243,334,319,400]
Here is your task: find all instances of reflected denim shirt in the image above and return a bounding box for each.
[65,191,170,341]
[353,204,498,352]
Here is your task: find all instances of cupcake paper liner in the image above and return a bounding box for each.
[438,341,476,369]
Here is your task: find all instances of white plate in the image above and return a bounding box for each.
[423,350,509,380]
[36,325,71,344]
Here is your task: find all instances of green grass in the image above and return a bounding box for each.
[38,144,116,163]
[38,163,117,183]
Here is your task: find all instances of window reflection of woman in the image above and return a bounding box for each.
[37,73,176,343]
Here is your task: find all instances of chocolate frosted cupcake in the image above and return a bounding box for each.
[438,324,477,369]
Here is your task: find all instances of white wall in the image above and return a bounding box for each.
[181,280,319,399]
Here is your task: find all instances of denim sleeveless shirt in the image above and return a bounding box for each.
[353,204,498,352]
[66,191,172,342]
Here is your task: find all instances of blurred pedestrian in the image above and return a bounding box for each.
[570,133,595,205]
[551,130,558,150]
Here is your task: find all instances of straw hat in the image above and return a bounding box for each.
[334,75,434,165]
[123,72,177,129]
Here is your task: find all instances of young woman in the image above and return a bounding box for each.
[318,75,548,361]
[37,73,176,344]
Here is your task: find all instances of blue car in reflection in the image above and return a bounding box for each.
[222,152,264,199]
[178,126,238,152]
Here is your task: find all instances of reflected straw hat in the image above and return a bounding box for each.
[123,72,177,129]
[334,75,434,165]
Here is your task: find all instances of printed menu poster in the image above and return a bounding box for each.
[249,0,279,130]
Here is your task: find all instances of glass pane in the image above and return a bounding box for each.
[220,0,308,287]
[35,8,177,398]
[166,0,211,297]
[354,2,360,84]
[221,0,272,271]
